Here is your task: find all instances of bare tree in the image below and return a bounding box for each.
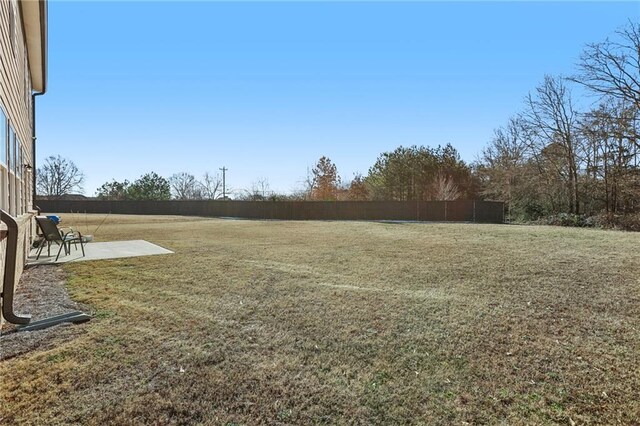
[198,172,222,200]
[253,177,271,199]
[477,117,530,218]
[431,172,460,201]
[522,75,582,214]
[242,177,272,200]
[169,172,199,200]
[571,21,640,110]
[36,155,85,197]
[580,99,640,213]
[295,167,315,200]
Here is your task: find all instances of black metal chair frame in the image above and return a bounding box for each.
[35,216,85,262]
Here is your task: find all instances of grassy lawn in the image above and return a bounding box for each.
[1,215,639,424]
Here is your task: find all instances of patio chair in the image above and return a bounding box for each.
[34,216,85,262]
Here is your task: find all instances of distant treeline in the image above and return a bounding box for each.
[39,22,639,229]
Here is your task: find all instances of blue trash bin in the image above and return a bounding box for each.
[46,215,61,225]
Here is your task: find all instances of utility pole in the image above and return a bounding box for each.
[220,167,227,200]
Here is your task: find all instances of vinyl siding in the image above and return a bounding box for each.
[0,0,34,166]
[1,0,39,327]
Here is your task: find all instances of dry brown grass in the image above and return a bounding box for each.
[1,214,639,425]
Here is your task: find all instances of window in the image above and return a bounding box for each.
[17,141,22,178]
[13,134,22,214]
[9,127,15,174]
[0,171,5,212]
[19,146,24,213]
[23,148,30,213]
[8,127,15,215]
[0,107,6,166]
[0,108,7,211]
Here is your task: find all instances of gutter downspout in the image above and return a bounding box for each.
[1,210,31,324]
[32,0,47,208]
[32,91,44,208]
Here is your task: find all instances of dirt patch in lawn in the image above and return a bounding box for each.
[0,265,90,360]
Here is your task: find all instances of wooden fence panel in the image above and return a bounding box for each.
[36,200,505,224]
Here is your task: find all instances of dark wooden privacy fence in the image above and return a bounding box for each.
[36,200,504,223]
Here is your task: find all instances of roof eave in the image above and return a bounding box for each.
[21,0,47,94]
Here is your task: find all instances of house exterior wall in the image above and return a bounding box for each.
[1,0,43,326]
[1,0,34,216]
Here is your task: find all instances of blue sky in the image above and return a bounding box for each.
[37,1,639,196]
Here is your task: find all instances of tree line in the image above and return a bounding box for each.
[290,144,477,202]
[477,22,639,221]
[36,22,639,226]
[95,172,225,201]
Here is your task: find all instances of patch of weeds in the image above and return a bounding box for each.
[546,371,561,381]
[444,390,457,400]
[497,389,515,405]
[447,355,468,371]
[94,310,116,319]
[93,346,116,359]
[369,371,390,390]
[92,337,122,359]
[46,353,67,363]
[276,409,292,421]
[102,336,123,345]
[528,393,542,402]
[549,401,565,413]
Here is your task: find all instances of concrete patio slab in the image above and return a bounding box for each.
[27,240,173,265]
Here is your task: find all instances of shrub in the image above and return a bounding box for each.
[522,201,545,221]
[535,212,640,231]
[594,213,640,232]
[538,213,600,228]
